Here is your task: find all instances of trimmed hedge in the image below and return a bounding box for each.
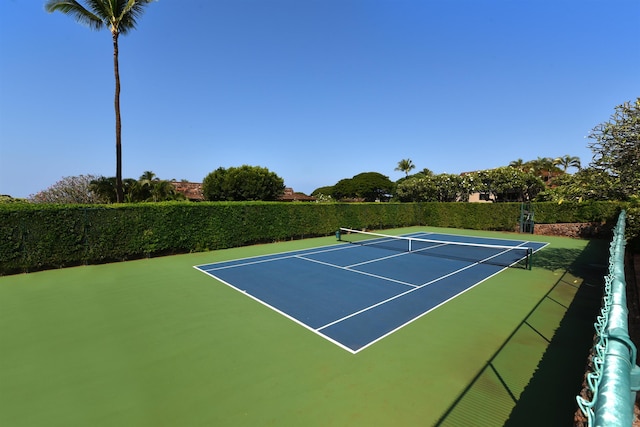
[0,201,632,275]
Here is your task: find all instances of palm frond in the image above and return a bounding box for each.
[45,0,105,31]
[117,0,155,35]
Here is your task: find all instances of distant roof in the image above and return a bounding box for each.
[171,182,204,201]
[279,188,316,202]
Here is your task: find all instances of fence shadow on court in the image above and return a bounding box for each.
[434,239,608,427]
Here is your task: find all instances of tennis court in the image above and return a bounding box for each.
[196,230,547,353]
[0,226,604,426]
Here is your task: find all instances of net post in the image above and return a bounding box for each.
[527,247,533,270]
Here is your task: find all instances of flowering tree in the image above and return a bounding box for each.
[588,98,640,199]
[30,174,107,204]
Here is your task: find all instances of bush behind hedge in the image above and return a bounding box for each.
[0,201,631,275]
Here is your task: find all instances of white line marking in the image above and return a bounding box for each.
[199,242,362,272]
[317,243,530,332]
[295,255,418,288]
[193,265,358,354]
[193,233,551,353]
[345,249,417,267]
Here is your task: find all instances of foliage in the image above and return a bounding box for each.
[509,157,564,184]
[202,165,285,201]
[1,201,630,275]
[536,168,625,202]
[588,98,640,200]
[469,167,545,202]
[331,172,395,202]
[553,155,581,173]
[532,201,622,224]
[29,174,107,204]
[396,173,470,202]
[627,206,640,252]
[395,176,435,202]
[0,195,29,204]
[88,172,184,203]
[397,168,543,203]
[394,159,415,177]
[311,186,334,197]
[312,193,334,203]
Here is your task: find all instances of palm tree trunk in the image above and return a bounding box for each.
[113,31,124,203]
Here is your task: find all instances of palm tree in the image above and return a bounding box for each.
[527,157,561,183]
[45,0,156,203]
[137,170,158,195]
[149,179,180,202]
[509,159,525,171]
[395,159,416,177]
[553,155,581,173]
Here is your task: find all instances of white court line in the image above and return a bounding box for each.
[198,241,363,272]
[345,249,419,268]
[316,242,530,332]
[295,254,418,288]
[194,235,550,353]
[194,266,357,353]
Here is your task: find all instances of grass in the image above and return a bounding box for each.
[0,227,606,426]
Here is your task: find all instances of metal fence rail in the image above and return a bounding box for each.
[577,210,640,426]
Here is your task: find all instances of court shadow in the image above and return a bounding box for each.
[433,239,609,426]
[503,239,608,426]
[532,245,607,274]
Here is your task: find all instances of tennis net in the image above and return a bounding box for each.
[337,228,533,269]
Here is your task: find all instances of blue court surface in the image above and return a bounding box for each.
[195,231,548,353]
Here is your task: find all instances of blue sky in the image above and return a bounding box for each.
[1,0,638,198]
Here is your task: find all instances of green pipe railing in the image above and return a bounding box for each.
[577,210,640,426]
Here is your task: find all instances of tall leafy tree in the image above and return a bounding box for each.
[588,98,640,199]
[202,165,285,201]
[466,167,544,202]
[536,168,624,202]
[45,0,156,203]
[395,175,436,202]
[332,172,395,202]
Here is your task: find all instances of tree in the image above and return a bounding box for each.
[133,170,159,201]
[311,186,335,202]
[536,168,624,202]
[524,157,561,183]
[509,159,526,171]
[588,98,640,199]
[395,172,476,202]
[394,159,415,177]
[466,167,544,202]
[202,165,285,201]
[45,0,156,203]
[331,172,395,202]
[553,155,581,173]
[331,173,391,202]
[395,175,436,202]
[89,176,137,203]
[0,196,28,204]
[89,173,182,202]
[30,174,107,204]
[431,174,465,202]
[148,179,181,202]
[311,186,334,197]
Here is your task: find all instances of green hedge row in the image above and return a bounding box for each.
[0,201,631,275]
